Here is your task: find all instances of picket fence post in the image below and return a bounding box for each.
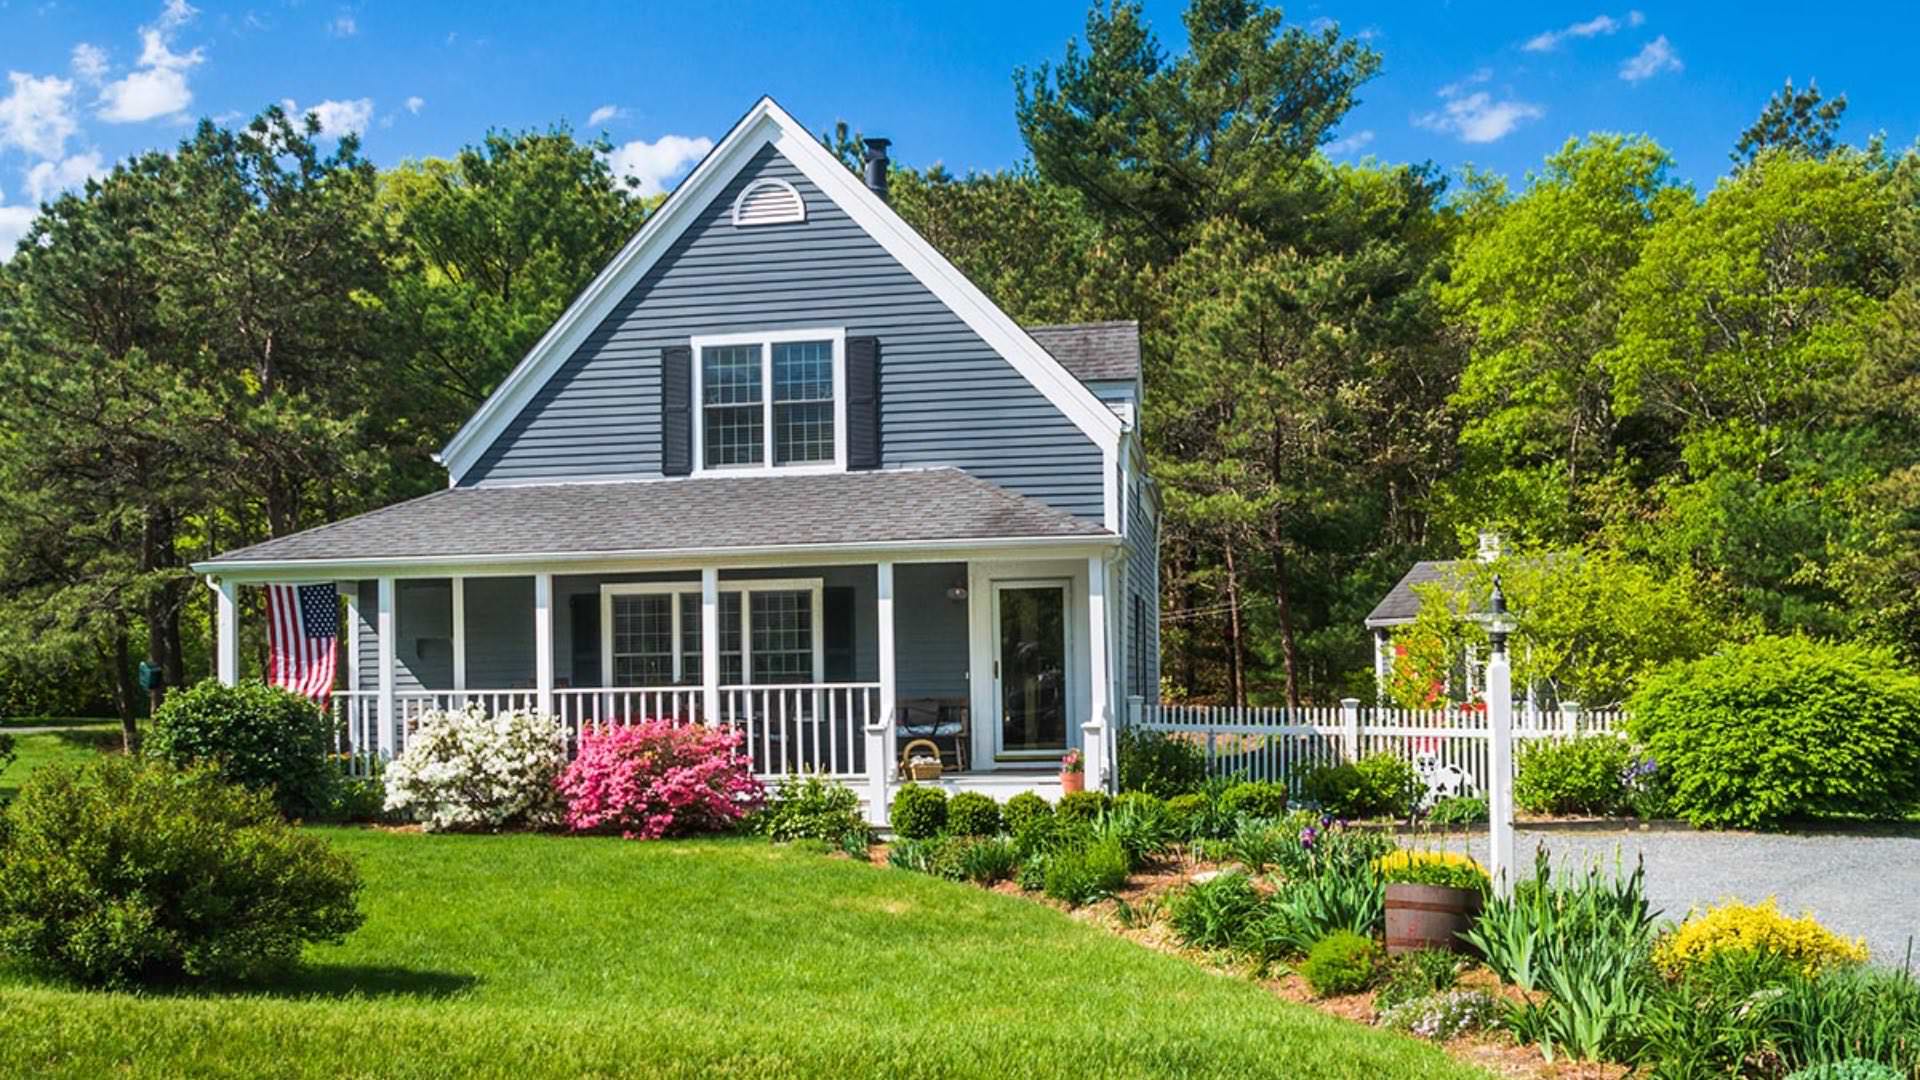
[1339,697,1361,763]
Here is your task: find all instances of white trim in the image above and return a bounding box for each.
[376,577,396,756]
[194,534,1120,582]
[700,568,720,719]
[598,576,825,688]
[871,561,896,825]
[534,573,554,716]
[988,576,1075,759]
[435,96,1120,484]
[730,176,806,226]
[450,576,467,692]
[690,327,847,477]
[214,577,240,686]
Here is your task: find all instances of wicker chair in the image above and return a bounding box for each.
[895,697,970,773]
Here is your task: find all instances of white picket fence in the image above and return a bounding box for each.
[1126,698,1623,800]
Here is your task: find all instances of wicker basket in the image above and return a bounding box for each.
[900,738,944,780]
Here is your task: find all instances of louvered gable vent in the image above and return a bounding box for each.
[731,178,806,227]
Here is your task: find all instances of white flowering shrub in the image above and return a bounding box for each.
[1377,989,1498,1041]
[382,706,567,832]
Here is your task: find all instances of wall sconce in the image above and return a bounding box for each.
[946,583,969,602]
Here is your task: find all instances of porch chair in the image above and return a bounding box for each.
[894,697,970,775]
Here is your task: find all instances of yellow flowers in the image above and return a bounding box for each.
[1375,849,1490,890]
[1654,898,1868,977]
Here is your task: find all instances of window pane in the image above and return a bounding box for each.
[720,591,744,685]
[702,345,762,405]
[704,405,763,467]
[677,592,702,686]
[772,341,832,402]
[611,594,673,686]
[774,401,834,464]
[750,590,813,684]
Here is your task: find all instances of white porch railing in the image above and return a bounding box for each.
[330,683,881,781]
[1127,699,1623,798]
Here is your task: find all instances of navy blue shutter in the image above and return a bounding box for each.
[661,344,693,476]
[846,335,880,469]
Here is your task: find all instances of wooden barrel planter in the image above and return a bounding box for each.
[1384,883,1482,955]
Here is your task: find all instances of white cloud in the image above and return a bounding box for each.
[405,95,425,115]
[587,103,625,127]
[97,3,205,124]
[606,133,713,196]
[1324,129,1375,156]
[1435,68,1491,99]
[1415,85,1544,144]
[1620,36,1682,82]
[25,151,107,204]
[329,14,357,37]
[1523,13,1631,52]
[0,71,78,158]
[71,44,109,85]
[284,97,374,138]
[0,202,37,261]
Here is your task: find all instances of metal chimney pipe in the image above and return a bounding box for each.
[863,138,891,201]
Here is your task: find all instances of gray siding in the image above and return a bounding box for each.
[895,562,969,700]
[350,579,446,691]
[1124,471,1160,699]
[465,577,535,688]
[462,144,1105,519]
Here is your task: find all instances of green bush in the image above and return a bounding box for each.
[1425,795,1488,827]
[1116,728,1207,797]
[1299,753,1418,820]
[1374,949,1461,1011]
[0,756,363,986]
[1787,1062,1904,1080]
[944,791,1003,837]
[1629,636,1920,829]
[888,784,947,839]
[319,766,389,824]
[1167,871,1264,951]
[1300,929,1382,996]
[1515,735,1633,816]
[765,774,868,847]
[145,679,335,819]
[1217,780,1289,821]
[1002,791,1053,836]
[927,835,1019,884]
[1041,835,1130,907]
[1164,793,1207,838]
[1055,789,1111,824]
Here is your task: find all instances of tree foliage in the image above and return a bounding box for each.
[1732,78,1848,167]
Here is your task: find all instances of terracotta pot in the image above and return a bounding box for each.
[1059,770,1085,794]
[1384,882,1482,955]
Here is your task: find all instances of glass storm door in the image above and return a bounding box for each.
[993,581,1070,755]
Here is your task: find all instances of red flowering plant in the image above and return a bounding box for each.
[556,720,766,839]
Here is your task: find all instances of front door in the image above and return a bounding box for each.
[992,580,1070,756]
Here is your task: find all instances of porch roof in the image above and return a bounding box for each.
[195,467,1112,572]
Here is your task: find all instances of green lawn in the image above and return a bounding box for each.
[0,827,1488,1079]
[0,731,117,801]
[0,715,119,729]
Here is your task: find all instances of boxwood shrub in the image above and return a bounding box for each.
[1217,780,1289,821]
[1055,789,1111,823]
[888,784,947,839]
[944,791,1003,836]
[1514,734,1633,817]
[1001,791,1053,835]
[1300,753,1419,820]
[0,756,363,986]
[1628,636,1920,828]
[145,679,335,819]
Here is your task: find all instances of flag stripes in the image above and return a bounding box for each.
[267,583,339,706]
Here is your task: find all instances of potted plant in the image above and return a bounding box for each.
[1059,748,1085,794]
[1376,850,1489,955]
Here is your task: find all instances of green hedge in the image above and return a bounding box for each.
[145,679,335,819]
[1514,735,1633,816]
[1628,636,1920,829]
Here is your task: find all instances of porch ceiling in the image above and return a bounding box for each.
[195,467,1111,572]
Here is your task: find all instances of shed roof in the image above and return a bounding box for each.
[1365,560,1465,628]
[1025,320,1141,383]
[197,467,1111,571]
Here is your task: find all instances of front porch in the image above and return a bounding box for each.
[213,554,1120,821]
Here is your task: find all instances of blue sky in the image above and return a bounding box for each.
[2,1,1915,256]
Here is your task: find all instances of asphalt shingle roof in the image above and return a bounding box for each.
[199,468,1111,568]
[1365,560,1462,627]
[1025,320,1141,383]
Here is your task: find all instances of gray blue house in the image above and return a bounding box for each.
[193,98,1160,819]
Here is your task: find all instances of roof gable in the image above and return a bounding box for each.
[436,97,1123,487]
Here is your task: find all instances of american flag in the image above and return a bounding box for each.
[267,583,340,705]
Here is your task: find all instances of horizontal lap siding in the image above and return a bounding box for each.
[1124,476,1159,697]
[895,562,969,700]
[463,145,1104,520]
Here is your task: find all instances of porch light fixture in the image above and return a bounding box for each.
[945,583,968,602]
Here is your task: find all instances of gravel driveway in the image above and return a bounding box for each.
[1429,828,1920,965]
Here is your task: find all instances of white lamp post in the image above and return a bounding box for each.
[1479,575,1519,899]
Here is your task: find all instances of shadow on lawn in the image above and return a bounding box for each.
[262,964,481,1001]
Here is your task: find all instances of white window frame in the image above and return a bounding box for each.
[690,327,847,476]
[600,578,826,687]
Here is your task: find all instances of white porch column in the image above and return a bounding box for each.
[214,577,240,686]
[376,576,397,757]
[451,575,467,693]
[339,583,360,693]
[868,561,897,827]
[533,572,554,717]
[1372,628,1391,704]
[1084,555,1112,793]
[700,567,720,722]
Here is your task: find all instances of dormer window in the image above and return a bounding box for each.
[692,329,846,473]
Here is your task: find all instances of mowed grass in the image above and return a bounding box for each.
[0,731,116,801]
[0,827,1488,1080]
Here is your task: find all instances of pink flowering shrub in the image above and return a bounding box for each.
[556,720,766,839]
